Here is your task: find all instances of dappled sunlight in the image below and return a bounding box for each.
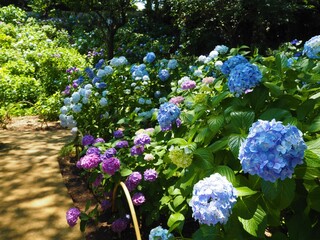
[0,130,84,240]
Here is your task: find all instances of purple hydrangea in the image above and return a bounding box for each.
[130,145,145,156]
[66,207,81,227]
[82,134,95,146]
[143,169,158,182]
[101,157,120,175]
[86,147,100,155]
[149,226,174,240]
[169,96,184,105]
[132,192,146,206]
[189,173,237,226]
[221,55,249,76]
[134,134,151,145]
[92,174,103,187]
[303,35,320,59]
[157,102,181,131]
[104,147,117,158]
[125,172,142,191]
[181,80,196,90]
[101,199,112,210]
[239,119,307,182]
[111,218,128,233]
[115,140,129,148]
[94,137,105,144]
[78,153,101,169]
[227,63,262,97]
[158,69,170,81]
[113,130,124,138]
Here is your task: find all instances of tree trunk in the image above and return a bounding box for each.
[107,30,115,60]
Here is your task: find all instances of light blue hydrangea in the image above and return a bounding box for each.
[144,52,156,63]
[64,97,71,106]
[97,69,107,78]
[138,98,145,104]
[149,226,174,240]
[158,69,170,81]
[239,119,307,182]
[72,103,82,113]
[104,65,113,75]
[221,55,249,76]
[189,173,237,226]
[214,45,229,54]
[167,59,178,69]
[110,56,128,66]
[303,35,320,59]
[228,63,262,96]
[60,106,68,114]
[99,97,108,107]
[71,92,81,103]
[157,102,180,131]
[82,97,89,104]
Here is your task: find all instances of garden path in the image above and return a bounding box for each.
[0,116,84,240]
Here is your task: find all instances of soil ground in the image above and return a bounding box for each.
[0,116,85,240]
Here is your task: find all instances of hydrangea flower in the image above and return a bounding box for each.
[103,147,117,158]
[115,140,129,148]
[94,137,105,144]
[66,207,81,227]
[303,35,320,59]
[130,145,145,156]
[144,153,155,161]
[157,102,181,131]
[214,44,229,54]
[125,172,142,191]
[82,134,95,146]
[158,69,170,81]
[227,63,262,96]
[113,130,124,138]
[101,157,120,175]
[239,119,307,182]
[144,52,156,63]
[189,173,237,226]
[149,226,174,240]
[86,147,100,155]
[111,218,128,233]
[167,59,178,69]
[168,148,193,168]
[92,174,103,187]
[134,134,151,145]
[132,192,146,206]
[202,76,215,84]
[78,153,101,170]
[144,169,158,182]
[169,96,184,105]
[181,80,196,90]
[209,50,219,58]
[71,92,81,103]
[221,55,248,76]
[95,59,105,69]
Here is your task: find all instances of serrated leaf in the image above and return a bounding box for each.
[194,127,209,143]
[193,148,214,169]
[259,108,291,121]
[230,111,255,133]
[215,165,236,185]
[304,149,320,167]
[235,186,258,197]
[167,212,185,231]
[173,195,185,209]
[234,198,257,219]
[207,115,224,136]
[120,168,132,177]
[207,137,228,153]
[295,166,320,180]
[211,91,229,107]
[192,224,223,240]
[238,205,267,237]
[228,134,246,158]
[167,138,188,146]
[308,115,320,132]
[306,138,320,156]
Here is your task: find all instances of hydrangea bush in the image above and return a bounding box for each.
[63,38,320,239]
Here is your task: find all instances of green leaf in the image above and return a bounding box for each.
[296,99,316,120]
[210,91,229,107]
[308,115,320,132]
[263,82,282,96]
[120,168,132,177]
[259,108,291,121]
[306,138,320,156]
[228,134,246,158]
[308,186,320,212]
[173,195,185,209]
[193,148,214,169]
[215,165,236,185]
[304,149,320,167]
[230,111,255,133]
[295,166,320,180]
[167,138,188,146]
[238,205,267,238]
[235,187,258,197]
[192,224,223,240]
[167,212,185,231]
[194,127,209,143]
[207,137,228,153]
[207,114,224,136]
[233,198,257,219]
[287,213,312,240]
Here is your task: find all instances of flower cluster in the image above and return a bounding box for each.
[125,171,142,191]
[144,52,156,63]
[111,218,128,233]
[132,192,146,206]
[144,169,158,182]
[101,157,120,175]
[168,148,193,168]
[149,226,174,240]
[134,133,151,145]
[227,62,262,96]
[303,35,320,59]
[66,207,81,227]
[157,102,181,131]
[188,173,237,226]
[77,153,101,170]
[181,79,196,90]
[221,55,248,76]
[239,119,307,182]
[158,69,170,81]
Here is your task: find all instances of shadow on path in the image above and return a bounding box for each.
[0,129,84,240]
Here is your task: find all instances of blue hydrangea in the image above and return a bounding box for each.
[71,92,81,103]
[144,52,156,63]
[167,59,178,69]
[158,69,170,81]
[239,119,307,182]
[104,65,113,75]
[221,55,249,76]
[227,63,262,96]
[214,44,229,54]
[72,103,82,113]
[84,67,95,79]
[95,59,104,69]
[189,173,237,226]
[303,35,320,59]
[99,97,108,107]
[149,226,174,240]
[157,102,181,131]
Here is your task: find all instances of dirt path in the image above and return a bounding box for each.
[0,117,84,240]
